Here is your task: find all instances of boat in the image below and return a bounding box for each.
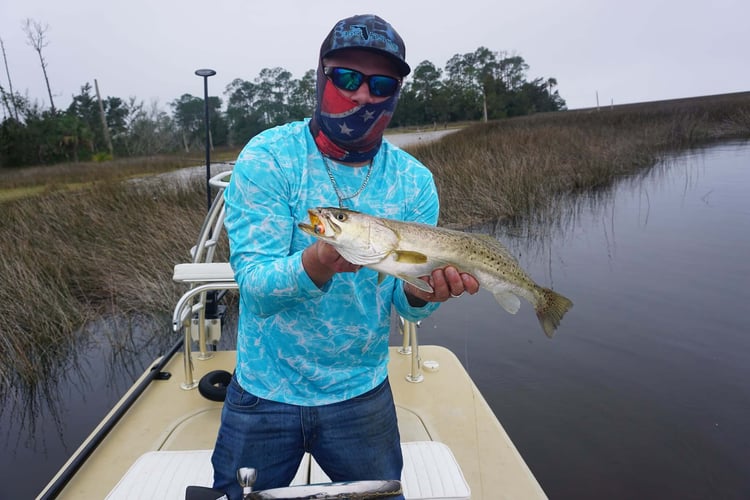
[37,169,547,499]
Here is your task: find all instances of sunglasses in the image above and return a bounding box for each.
[323,67,401,97]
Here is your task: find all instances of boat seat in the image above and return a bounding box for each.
[173,263,235,283]
[105,450,310,499]
[105,441,470,499]
[310,441,470,500]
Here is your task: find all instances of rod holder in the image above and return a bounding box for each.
[404,320,424,383]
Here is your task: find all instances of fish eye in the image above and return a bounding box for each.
[336,213,347,221]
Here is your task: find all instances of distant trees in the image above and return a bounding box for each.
[118,98,181,156]
[224,67,316,146]
[392,47,565,127]
[171,93,227,153]
[0,25,565,167]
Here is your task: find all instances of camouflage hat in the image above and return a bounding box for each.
[319,14,411,76]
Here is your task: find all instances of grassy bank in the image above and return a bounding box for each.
[0,180,216,390]
[1,92,749,391]
[0,148,241,203]
[414,91,750,226]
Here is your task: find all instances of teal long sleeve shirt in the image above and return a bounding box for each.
[223,120,441,405]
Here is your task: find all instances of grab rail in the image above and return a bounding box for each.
[172,282,238,389]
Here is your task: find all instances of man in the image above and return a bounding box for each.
[211,14,479,499]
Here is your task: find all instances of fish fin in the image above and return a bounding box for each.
[493,291,521,314]
[398,274,434,293]
[394,250,429,264]
[535,288,574,338]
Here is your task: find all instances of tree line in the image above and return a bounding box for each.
[1,42,566,168]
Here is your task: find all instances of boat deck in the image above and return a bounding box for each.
[41,346,545,499]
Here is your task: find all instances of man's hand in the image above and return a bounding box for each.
[303,242,480,302]
[302,240,361,288]
[404,266,480,306]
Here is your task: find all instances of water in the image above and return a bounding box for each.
[0,316,175,500]
[3,142,749,499]
[412,141,750,499]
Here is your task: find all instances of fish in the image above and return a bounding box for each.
[298,207,573,338]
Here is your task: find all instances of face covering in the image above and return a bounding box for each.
[309,65,399,163]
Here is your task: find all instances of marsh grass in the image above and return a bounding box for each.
[0,92,749,392]
[411,92,750,226]
[0,178,227,393]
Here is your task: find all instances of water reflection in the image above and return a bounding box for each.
[0,313,175,499]
[469,146,715,266]
[415,141,750,499]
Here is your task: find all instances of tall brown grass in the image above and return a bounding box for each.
[0,92,749,391]
[0,179,214,390]
[412,92,750,226]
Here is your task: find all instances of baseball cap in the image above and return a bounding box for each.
[319,14,411,77]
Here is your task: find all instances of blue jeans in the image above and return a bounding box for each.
[211,375,403,500]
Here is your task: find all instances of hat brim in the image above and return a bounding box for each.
[323,47,411,77]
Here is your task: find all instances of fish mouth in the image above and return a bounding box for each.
[297,209,325,237]
[298,208,339,238]
[308,209,325,234]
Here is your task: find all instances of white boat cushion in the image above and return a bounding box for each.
[172,263,235,283]
[106,441,469,500]
[105,450,214,499]
[401,441,471,499]
[310,441,471,500]
[105,450,309,499]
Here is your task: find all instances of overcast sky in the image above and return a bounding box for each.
[1,0,747,114]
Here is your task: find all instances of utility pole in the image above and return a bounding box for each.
[94,79,114,157]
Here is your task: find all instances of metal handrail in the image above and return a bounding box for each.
[400,320,424,383]
[209,170,232,189]
[172,168,236,386]
[173,282,238,389]
[181,170,233,360]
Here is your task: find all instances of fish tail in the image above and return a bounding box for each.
[535,287,573,338]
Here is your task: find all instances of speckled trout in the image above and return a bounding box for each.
[299,207,573,337]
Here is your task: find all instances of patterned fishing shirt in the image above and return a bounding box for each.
[224,119,441,405]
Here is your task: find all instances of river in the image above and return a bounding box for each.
[2,141,748,499]
[408,141,750,499]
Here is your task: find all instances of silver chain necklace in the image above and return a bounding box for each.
[322,156,373,208]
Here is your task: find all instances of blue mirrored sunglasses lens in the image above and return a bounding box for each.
[328,68,399,97]
[368,75,399,97]
[331,68,364,91]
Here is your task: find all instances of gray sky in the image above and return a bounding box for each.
[1,0,747,113]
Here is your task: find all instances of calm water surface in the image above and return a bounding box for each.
[2,142,748,499]
[414,141,750,499]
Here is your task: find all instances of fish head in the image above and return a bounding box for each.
[298,207,396,265]
[298,207,368,242]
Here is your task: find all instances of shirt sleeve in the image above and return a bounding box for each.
[223,143,326,318]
